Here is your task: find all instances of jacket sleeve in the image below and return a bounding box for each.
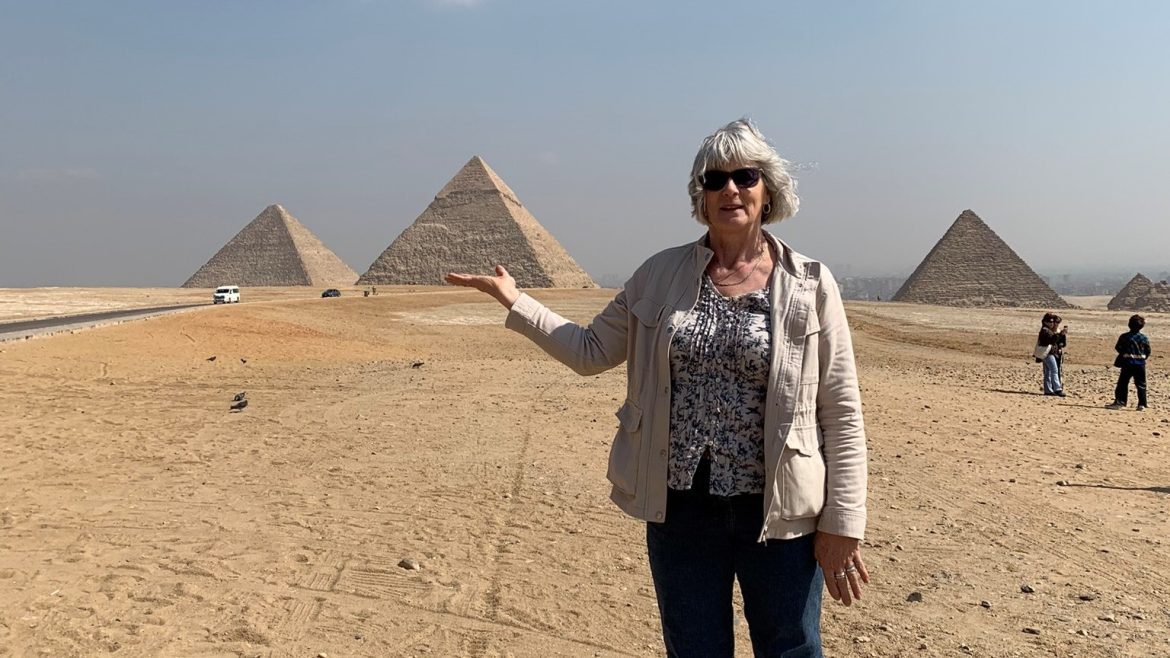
[503,289,630,376]
[814,268,868,539]
[1040,328,1055,346]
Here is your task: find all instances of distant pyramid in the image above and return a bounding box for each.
[357,156,596,288]
[182,204,357,287]
[893,210,1072,308]
[1108,273,1170,312]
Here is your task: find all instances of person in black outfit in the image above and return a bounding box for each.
[1107,314,1151,411]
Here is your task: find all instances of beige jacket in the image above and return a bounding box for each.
[505,231,867,541]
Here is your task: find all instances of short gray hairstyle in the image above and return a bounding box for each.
[688,118,800,225]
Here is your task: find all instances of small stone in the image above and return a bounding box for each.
[1020,583,1036,593]
[1075,463,1085,469]
[1076,629,1090,636]
[918,642,929,650]
[1078,593,1098,601]
[1023,627,1041,635]
[317,653,328,658]
[854,635,871,643]
[980,600,991,608]
[907,591,924,603]
[1097,614,1117,623]
[398,558,421,571]
[1056,480,1069,486]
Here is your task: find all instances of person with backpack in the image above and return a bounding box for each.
[1035,312,1068,396]
[1107,314,1151,411]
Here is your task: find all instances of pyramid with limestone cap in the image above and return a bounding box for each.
[1107,273,1170,312]
[357,156,596,288]
[182,204,357,287]
[892,210,1071,308]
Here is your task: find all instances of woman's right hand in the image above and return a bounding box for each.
[445,265,521,310]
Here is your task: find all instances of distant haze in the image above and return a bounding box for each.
[1,1,1167,287]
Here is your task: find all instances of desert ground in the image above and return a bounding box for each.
[1,288,1168,657]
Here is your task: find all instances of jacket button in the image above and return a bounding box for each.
[655,511,664,520]
[659,449,667,459]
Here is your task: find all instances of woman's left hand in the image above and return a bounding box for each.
[815,531,870,606]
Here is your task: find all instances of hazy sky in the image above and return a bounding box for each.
[2,1,1168,287]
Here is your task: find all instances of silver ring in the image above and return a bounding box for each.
[833,571,847,579]
[845,565,858,573]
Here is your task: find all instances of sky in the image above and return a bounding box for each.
[1,0,1168,287]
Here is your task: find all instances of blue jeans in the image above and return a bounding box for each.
[646,460,823,657]
[1042,353,1062,394]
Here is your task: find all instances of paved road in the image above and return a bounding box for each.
[0,304,207,336]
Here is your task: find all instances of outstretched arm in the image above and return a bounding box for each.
[446,265,520,309]
[447,265,630,375]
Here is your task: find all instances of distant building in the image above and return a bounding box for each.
[838,276,906,302]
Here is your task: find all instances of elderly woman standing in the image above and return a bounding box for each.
[447,119,869,657]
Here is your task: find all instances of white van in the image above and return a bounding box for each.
[213,285,241,304]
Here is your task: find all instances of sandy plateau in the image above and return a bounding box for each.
[0,289,1168,657]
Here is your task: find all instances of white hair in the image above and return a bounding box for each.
[688,118,800,225]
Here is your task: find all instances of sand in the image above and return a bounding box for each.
[0,290,1167,657]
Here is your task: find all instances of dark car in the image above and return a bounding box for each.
[321,289,341,298]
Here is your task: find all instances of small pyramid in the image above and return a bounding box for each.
[893,210,1071,308]
[182,204,357,287]
[357,156,596,288]
[1108,273,1170,312]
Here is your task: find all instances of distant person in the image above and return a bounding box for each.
[1035,312,1067,396]
[447,118,869,656]
[1107,314,1151,411]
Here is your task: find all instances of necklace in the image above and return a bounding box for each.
[711,240,767,288]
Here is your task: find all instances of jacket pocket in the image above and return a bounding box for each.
[798,312,822,387]
[607,400,643,494]
[631,298,666,327]
[802,313,821,337]
[779,425,826,520]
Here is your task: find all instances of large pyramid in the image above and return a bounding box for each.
[1108,273,1170,312]
[182,204,357,287]
[357,156,596,288]
[893,210,1071,308]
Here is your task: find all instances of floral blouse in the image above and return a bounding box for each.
[667,275,772,496]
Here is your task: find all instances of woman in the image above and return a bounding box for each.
[1036,313,1067,397]
[447,119,869,657]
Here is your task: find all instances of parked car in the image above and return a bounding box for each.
[213,285,241,304]
[321,289,341,298]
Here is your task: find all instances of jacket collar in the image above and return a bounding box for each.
[691,229,811,279]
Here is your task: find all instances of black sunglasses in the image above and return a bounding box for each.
[700,167,762,192]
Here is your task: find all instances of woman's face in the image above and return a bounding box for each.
[702,161,769,232]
